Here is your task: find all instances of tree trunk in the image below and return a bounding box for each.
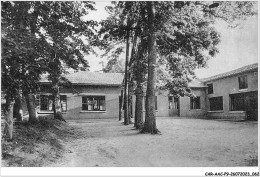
[124,18,130,125]
[129,29,140,126]
[128,94,133,124]
[52,85,65,122]
[142,1,159,134]
[24,92,37,123]
[119,89,124,121]
[135,85,144,129]
[53,92,61,115]
[4,99,14,141]
[133,36,145,129]
[13,93,23,121]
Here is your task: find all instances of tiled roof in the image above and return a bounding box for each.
[188,79,207,88]
[41,72,124,86]
[201,63,258,82]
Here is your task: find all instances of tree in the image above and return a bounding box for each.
[1,1,46,123]
[141,1,159,133]
[103,58,125,73]
[131,38,148,129]
[1,1,37,138]
[13,93,23,121]
[101,48,125,122]
[99,2,152,126]
[98,1,139,125]
[34,1,97,120]
[98,1,257,134]
[123,18,131,125]
[141,1,256,133]
[2,1,98,123]
[3,101,15,141]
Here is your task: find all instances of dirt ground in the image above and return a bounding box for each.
[1,117,83,167]
[47,117,258,167]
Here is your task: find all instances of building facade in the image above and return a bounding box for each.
[132,80,208,119]
[36,72,124,119]
[203,63,258,120]
[142,63,258,120]
[18,63,257,121]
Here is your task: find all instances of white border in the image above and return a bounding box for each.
[1,167,259,177]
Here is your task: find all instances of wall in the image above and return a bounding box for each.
[131,91,171,119]
[38,85,121,120]
[15,69,258,121]
[179,88,207,118]
[131,88,207,119]
[204,70,258,120]
[156,92,172,117]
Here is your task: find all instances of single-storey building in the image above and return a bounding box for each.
[9,63,257,121]
[132,79,208,118]
[37,72,124,119]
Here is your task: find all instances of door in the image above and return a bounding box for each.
[246,91,258,121]
[168,96,180,117]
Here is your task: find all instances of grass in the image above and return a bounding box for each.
[1,116,82,167]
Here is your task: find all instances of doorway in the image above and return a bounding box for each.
[245,91,258,121]
[168,96,180,117]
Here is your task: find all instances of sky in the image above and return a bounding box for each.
[84,1,258,79]
[195,16,258,78]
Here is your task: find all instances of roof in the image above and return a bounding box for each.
[41,72,124,86]
[188,79,207,88]
[201,63,258,82]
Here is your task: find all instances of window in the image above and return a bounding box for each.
[230,93,245,111]
[155,96,157,111]
[207,83,213,94]
[168,96,179,109]
[60,95,67,112]
[209,96,223,111]
[40,95,53,111]
[190,96,200,109]
[238,75,248,90]
[35,94,40,108]
[82,96,106,111]
[230,92,258,111]
[39,95,67,112]
[168,96,173,109]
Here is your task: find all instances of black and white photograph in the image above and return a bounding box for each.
[1,1,258,176]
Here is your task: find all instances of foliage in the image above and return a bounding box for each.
[2,1,98,120]
[1,1,97,91]
[1,1,46,100]
[102,48,125,73]
[98,1,257,133]
[156,1,256,96]
[35,1,98,118]
[98,2,146,74]
[99,1,257,96]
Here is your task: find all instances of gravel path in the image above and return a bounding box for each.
[49,117,258,167]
